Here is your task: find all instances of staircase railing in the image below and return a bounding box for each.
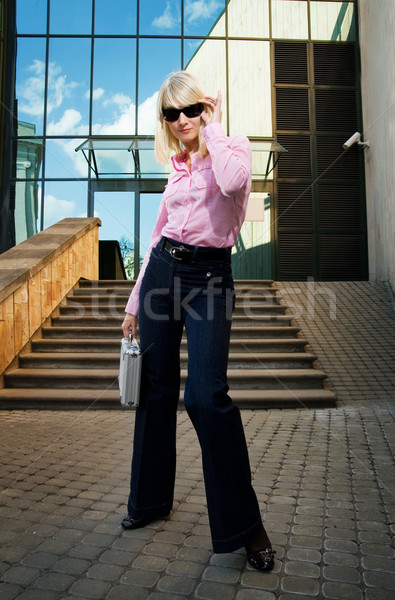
[0,217,101,376]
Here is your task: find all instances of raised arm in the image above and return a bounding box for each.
[199,91,251,196]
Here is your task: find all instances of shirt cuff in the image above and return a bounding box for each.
[202,122,226,143]
[125,293,139,316]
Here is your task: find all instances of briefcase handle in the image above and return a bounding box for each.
[124,332,140,350]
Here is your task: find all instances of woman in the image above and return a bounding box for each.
[121,71,275,571]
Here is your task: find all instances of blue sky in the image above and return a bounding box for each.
[16,1,226,250]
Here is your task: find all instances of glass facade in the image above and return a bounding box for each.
[14,0,357,278]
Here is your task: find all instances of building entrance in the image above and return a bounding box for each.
[91,180,165,280]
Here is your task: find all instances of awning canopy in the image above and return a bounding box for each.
[75,136,287,179]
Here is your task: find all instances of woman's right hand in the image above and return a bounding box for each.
[199,90,222,126]
[122,313,138,339]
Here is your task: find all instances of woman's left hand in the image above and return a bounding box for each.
[199,91,222,126]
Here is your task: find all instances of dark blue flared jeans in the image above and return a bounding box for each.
[127,239,264,553]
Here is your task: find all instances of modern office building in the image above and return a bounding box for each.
[0,0,394,287]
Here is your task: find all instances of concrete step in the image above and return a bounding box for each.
[51,314,295,328]
[59,304,288,317]
[0,278,337,410]
[31,337,309,354]
[0,387,337,410]
[41,325,302,339]
[4,367,328,390]
[63,295,284,310]
[70,289,281,301]
[78,279,276,290]
[19,351,317,370]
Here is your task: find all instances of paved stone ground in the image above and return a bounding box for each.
[0,281,394,600]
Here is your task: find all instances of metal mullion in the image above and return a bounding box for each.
[17,178,90,183]
[91,35,137,39]
[46,35,91,38]
[134,190,140,279]
[20,136,87,140]
[16,34,47,38]
[134,0,141,267]
[307,0,312,42]
[87,0,96,217]
[354,0,368,278]
[307,41,320,280]
[89,0,95,136]
[40,0,51,232]
[270,35,279,280]
[17,34,92,39]
[135,0,140,137]
[181,0,184,68]
[225,0,229,135]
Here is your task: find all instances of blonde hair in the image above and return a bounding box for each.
[154,71,211,164]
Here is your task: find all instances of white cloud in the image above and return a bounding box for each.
[17,59,45,117]
[46,108,83,135]
[84,87,105,100]
[103,93,133,110]
[137,91,158,135]
[93,101,135,136]
[44,193,76,227]
[185,0,222,23]
[151,0,221,31]
[17,60,79,117]
[152,1,177,29]
[18,53,160,178]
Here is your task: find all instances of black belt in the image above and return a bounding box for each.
[162,237,230,262]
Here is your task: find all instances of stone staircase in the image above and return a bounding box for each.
[0,279,337,409]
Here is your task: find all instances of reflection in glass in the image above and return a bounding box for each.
[184,0,225,36]
[77,139,135,179]
[16,38,46,135]
[130,140,169,178]
[272,0,308,40]
[228,0,269,38]
[16,130,43,181]
[92,38,136,135]
[228,41,272,137]
[139,193,162,257]
[95,0,137,34]
[45,139,88,179]
[310,2,356,41]
[140,0,181,35]
[233,192,272,280]
[138,39,181,134]
[15,126,43,244]
[186,40,227,129]
[16,0,47,34]
[184,39,204,67]
[42,181,89,230]
[47,38,91,135]
[95,192,135,252]
[49,0,92,34]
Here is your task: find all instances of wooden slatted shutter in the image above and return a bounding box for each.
[278,183,313,228]
[275,42,308,84]
[278,233,315,280]
[274,40,367,281]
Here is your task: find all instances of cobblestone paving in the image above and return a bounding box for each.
[1,282,394,599]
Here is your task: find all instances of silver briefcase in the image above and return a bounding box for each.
[119,336,142,408]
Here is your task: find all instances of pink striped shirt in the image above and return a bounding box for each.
[125,122,252,315]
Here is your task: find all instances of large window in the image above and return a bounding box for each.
[14,0,359,279]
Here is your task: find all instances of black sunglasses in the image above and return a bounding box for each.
[162,102,204,122]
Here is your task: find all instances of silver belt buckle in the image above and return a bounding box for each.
[170,245,189,260]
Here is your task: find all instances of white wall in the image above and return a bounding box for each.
[358,0,395,288]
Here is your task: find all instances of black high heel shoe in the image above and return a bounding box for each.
[121,515,151,530]
[246,547,276,571]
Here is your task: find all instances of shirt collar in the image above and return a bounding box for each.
[171,151,212,172]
